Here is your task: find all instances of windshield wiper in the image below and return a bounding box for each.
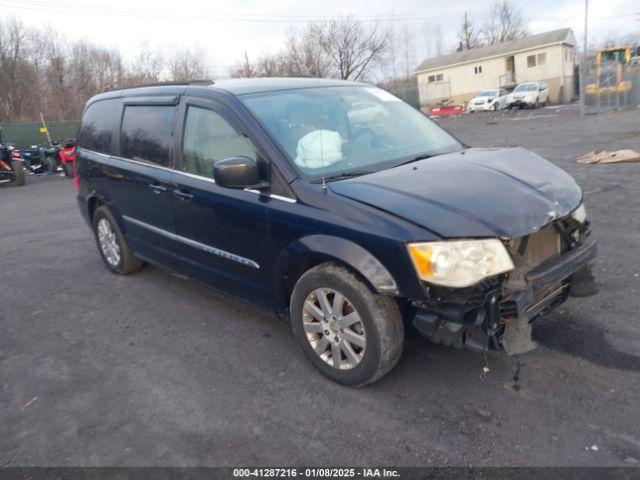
[395,153,434,167]
[313,170,374,183]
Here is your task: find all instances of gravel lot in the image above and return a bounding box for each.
[1,105,640,467]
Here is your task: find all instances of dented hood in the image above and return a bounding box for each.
[329,147,582,238]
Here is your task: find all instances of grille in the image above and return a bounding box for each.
[512,223,561,269]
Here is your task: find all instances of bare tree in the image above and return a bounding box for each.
[457,12,479,51]
[230,18,386,81]
[480,0,528,45]
[283,24,331,77]
[167,46,213,81]
[318,18,389,81]
[128,44,165,84]
[230,50,257,78]
[423,23,444,59]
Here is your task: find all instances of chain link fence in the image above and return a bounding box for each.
[583,59,640,114]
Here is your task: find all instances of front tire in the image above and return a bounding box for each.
[11,160,25,186]
[92,206,143,275]
[63,162,73,177]
[290,263,404,386]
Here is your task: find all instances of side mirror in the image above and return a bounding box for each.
[213,156,260,189]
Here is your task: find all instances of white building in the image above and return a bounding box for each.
[415,29,576,108]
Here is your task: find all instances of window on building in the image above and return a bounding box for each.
[537,53,547,66]
[527,55,536,68]
[120,105,176,166]
[474,65,483,74]
[436,73,443,81]
[427,75,435,83]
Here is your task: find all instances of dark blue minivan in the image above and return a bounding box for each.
[76,78,596,385]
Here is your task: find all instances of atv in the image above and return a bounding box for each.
[0,127,25,186]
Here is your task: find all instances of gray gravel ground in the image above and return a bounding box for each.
[1,105,640,467]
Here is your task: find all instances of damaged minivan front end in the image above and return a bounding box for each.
[330,147,598,356]
[410,210,597,355]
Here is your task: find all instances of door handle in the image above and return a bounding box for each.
[173,189,194,202]
[149,183,168,194]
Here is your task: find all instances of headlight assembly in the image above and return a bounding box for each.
[407,239,514,288]
[571,203,587,223]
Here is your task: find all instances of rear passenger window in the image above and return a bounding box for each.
[78,100,119,154]
[182,106,256,178]
[120,105,175,166]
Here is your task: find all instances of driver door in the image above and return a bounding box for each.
[170,97,271,305]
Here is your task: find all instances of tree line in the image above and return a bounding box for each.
[0,1,529,123]
[0,17,212,123]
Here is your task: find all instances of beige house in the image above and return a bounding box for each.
[415,29,576,108]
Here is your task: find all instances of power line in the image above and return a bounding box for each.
[0,0,466,23]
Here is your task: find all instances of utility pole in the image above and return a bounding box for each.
[579,0,589,115]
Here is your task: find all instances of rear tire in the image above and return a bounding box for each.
[92,206,143,275]
[11,160,25,186]
[290,263,404,386]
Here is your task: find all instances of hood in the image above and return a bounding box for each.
[329,147,582,238]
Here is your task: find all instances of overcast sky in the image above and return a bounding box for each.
[1,0,638,77]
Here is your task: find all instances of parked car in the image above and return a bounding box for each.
[347,100,389,124]
[507,81,550,108]
[468,89,508,112]
[76,78,597,386]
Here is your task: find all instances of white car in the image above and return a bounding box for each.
[347,101,389,124]
[468,89,509,112]
[507,82,550,109]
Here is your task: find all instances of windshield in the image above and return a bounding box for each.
[515,84,538,92]
[241,85,462,181]
[478,90,498,97]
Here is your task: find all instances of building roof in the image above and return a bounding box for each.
[415,28,574,73]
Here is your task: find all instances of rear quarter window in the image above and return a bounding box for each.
[78,100,120,154]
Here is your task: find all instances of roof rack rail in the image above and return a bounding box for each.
[118,79,215,90]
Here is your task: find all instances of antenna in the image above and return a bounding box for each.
[318,78,327,194]
[320,130,327,193]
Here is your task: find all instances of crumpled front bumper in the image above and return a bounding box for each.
[498,238,597,354]
[411,238,598,354]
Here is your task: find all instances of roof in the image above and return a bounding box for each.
[89,77,367,105]
[415,28,574,73]
[210,77,364,95]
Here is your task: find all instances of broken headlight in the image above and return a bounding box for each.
[407,239,514,288]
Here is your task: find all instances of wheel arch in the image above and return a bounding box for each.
[87,195,104,222]
[273,234,400,312]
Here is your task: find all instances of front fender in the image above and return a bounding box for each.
[273,234,400,310]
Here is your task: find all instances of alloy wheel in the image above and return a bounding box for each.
[97,218,121,267]
[302,288,366,370]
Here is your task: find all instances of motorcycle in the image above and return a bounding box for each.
[43,141,62,174]
[0,127,26,186]
[59,138,76,178]
[21,144,48,175]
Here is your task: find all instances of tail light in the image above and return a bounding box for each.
[73,157,79,190]
[12,150,23,159]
